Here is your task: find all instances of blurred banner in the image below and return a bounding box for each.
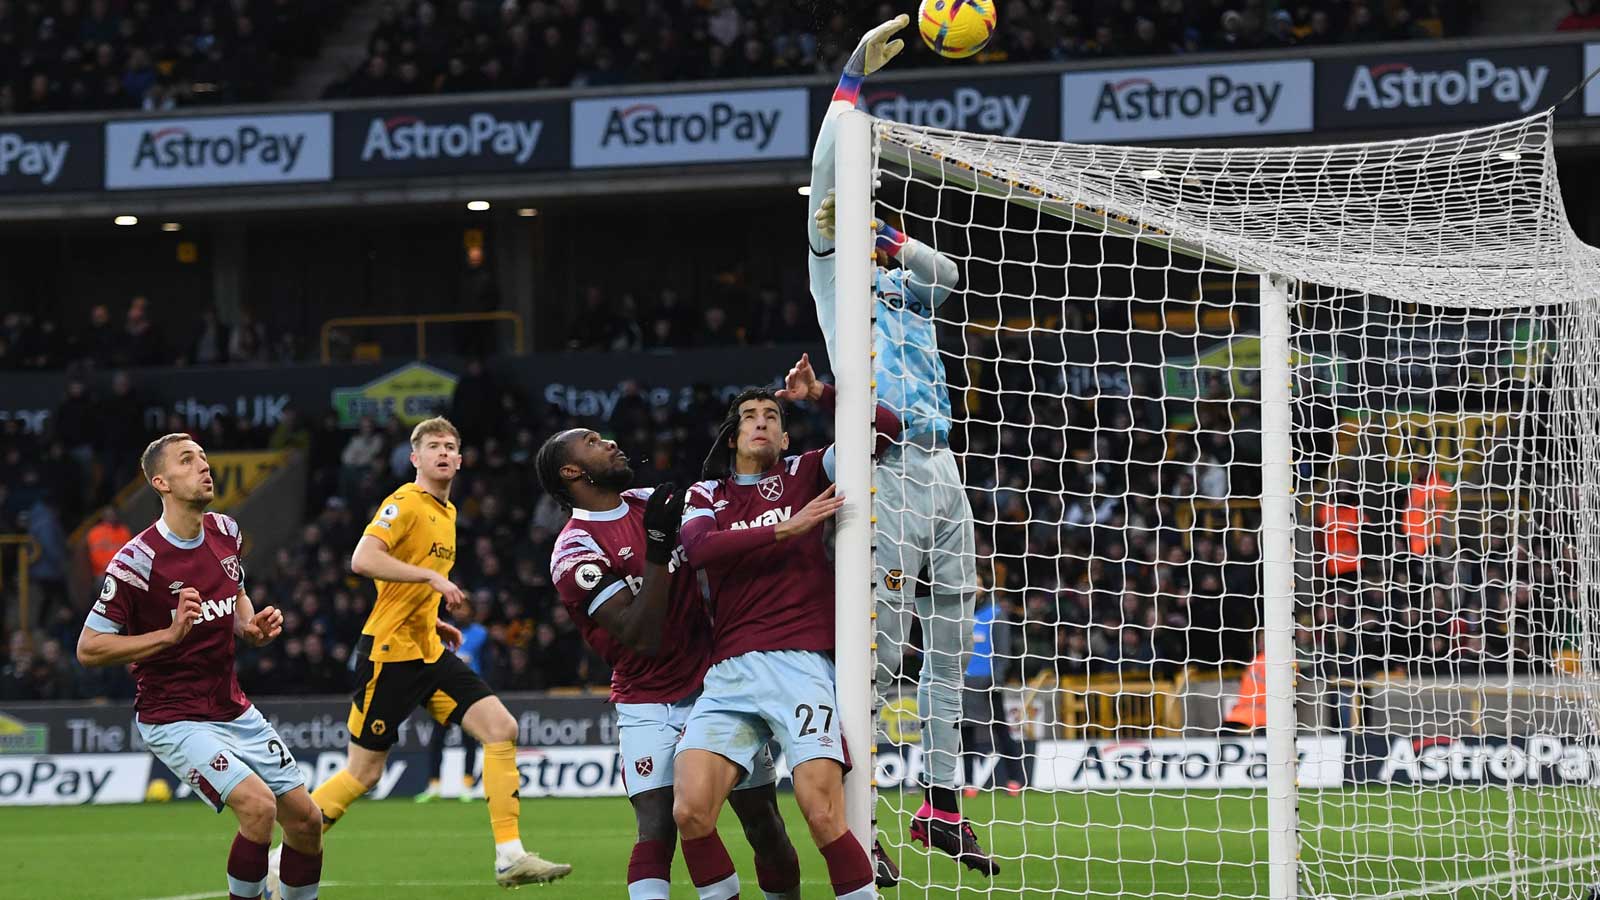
[0,346,824,437]
[204,450,292,512]
[0,123,103,193]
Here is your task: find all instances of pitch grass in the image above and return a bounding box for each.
[1,788,1594,899]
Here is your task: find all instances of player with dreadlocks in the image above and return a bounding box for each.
[536,426,802,900]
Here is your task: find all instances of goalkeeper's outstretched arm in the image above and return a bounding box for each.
[808,15,908,358]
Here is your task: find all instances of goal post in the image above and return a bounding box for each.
[832,102,1600,899]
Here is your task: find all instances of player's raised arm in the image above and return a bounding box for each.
[809,15,908,352]
[774,352,904,474]
[584,485,687,656]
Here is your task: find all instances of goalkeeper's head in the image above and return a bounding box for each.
[536,428,634,510]
[702,389,788,480]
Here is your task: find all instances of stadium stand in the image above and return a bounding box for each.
[331,0,1481,97]
[0,0,358,115]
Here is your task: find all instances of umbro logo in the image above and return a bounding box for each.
[618,547,634,560]
[169,581,185,593]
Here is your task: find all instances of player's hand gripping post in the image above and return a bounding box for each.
[775,484,846,543]
[775,352,826,404]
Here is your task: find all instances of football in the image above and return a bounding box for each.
[918,0,998,59]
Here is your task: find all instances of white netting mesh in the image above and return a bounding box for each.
[864,110,1600,899]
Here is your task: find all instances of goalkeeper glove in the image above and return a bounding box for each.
[642,482,687,565]
[815,189,907,257]
[835,15,908,104]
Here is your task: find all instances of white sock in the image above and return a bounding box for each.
[495,839,528,867]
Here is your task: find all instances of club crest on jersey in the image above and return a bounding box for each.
[758,475,783,502]
[210,753,229,773]
[221,555,242,583]
[884,569,905,592]
[635,756,654,777]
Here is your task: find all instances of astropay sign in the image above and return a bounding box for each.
[105,113,332,189]
[1062,59,1313,141]
[571,88,809,168]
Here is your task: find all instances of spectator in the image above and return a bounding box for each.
[190,307,229,365]
[85,506,131,582]
[339,417,385,499]
[1558,0,1600,30]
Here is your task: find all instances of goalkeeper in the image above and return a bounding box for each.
[808,14,997,879]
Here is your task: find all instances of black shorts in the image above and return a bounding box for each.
[346,644,494,751]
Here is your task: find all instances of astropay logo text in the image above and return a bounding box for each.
[0,133,68,184]
[865,87,1031,136]
[1344,58,1548,113]
[602,101,778,151]
[361,112,543,164]
[1094,74,1281,124]
[134,124,303,173]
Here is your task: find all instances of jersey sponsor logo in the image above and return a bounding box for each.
[220,555,242,583]
[427,542,455,561]
[757,475,784,502]
[1343,59,1548,115]
[171,595,237,624]
[729,506,792,531]
[634,756,654,777]
[575,563,604,591]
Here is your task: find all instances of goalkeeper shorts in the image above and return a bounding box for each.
[875,441,978,598]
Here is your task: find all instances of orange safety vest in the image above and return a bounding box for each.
[1316,503,1362,576]
[1226,652,1268,730]
[86,522,131,576]
[1404,473,1452,557]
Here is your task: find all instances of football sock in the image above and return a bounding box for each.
[309,769,368,832]
[226,832,269,900]
[915,800,961,824]
[482,741,522,846]
[927,786,962,816]
[278,843,324,900]
[627,838,672,900]
[682,833,740,900]
[819,831,873,898]
[755,842,801,899]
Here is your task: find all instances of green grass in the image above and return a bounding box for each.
[2,789,1596,899]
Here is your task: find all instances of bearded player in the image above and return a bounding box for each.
[808,15,997,878]
[277,416,570,889]
[77,434,324,900]
[536,430,803,900]
[671,355,900,900]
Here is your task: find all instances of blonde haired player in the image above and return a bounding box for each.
[269,416,571,891]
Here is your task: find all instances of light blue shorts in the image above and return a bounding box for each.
[138,705,305,812]
[676,650,848,775]
[618,692,777,798]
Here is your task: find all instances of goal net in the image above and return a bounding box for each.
[832,107,1600,900]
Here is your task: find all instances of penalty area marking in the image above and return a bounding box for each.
[1353,851,1600,900]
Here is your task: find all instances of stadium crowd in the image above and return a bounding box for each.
[333,0,1479,98]
[0,324,1570,706]
[0,0,1487,115]
[0,0,355,115]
